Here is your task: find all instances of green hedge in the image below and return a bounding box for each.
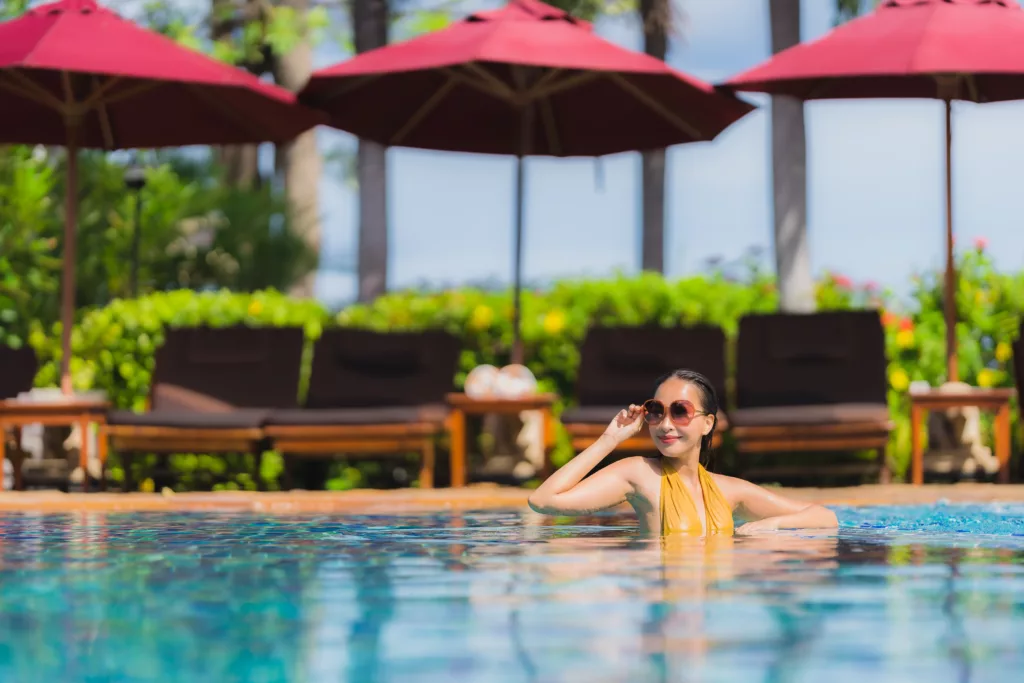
[24,244,1024,490]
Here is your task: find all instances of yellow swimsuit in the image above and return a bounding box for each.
[660,460,734,536]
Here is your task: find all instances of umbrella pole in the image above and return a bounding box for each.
[511,97,533,367]
[59,136,78,396]
[943,99,957,383]
[511,153,524,365]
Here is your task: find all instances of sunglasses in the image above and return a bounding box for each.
[641,399,710,426]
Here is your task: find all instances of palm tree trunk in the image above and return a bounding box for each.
[769,0,814,312]
[352,0,389,302]
[211,0,261,189]
[273,0,324,298]
[639,0,668,274]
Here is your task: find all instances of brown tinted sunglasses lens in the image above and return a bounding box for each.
[669,401,696,424]
[643,400,695,425]
[642,400,664,424]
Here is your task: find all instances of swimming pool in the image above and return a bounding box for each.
[1,504,1023,682]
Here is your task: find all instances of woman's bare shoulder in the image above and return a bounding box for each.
[709,472,759,499]
[598,455,661,487]
[611,455,659,475]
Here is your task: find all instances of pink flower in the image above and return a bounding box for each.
[974,237,988,251]
[832,273,853,289]
[863,281,879,292]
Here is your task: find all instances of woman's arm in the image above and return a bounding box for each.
[527,406,644,516]
[718,476,838,534]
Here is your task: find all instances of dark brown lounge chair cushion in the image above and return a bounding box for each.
[1013,325,1024,393]
[575,325,727,408]
[728,403,889,427]
[735,311,888,408]
[150,326,305,410]
[107,408,270,429]
[0,345,38,400]
[305,329,461,409]
[561,405,730,430]
[265,404,448,427]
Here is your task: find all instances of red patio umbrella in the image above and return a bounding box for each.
[721,0,1024,384]
[0,0,325,394]
[299,0,754,362]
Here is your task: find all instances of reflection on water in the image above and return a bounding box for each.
[0,507,1023,681]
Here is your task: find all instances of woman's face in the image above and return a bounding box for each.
[647,378,715,459]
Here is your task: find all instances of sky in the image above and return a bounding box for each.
[268,0,1024,307]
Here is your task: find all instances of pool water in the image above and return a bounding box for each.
[2,505,1024,682]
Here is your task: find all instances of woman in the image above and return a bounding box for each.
[528,369,838,536]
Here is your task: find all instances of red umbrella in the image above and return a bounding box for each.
[0,0,324,393]
[299,0,753,361]
[721,0,1024,384]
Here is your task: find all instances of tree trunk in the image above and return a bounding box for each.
[216,145,261,189]
[769,0,815,312]
[210,0,261,189]
[272,0,323,298]
[352,0,389,302]
[639,0,668,274]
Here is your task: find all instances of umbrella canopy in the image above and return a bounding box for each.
[721,0,1024,385]
[300,0,753,360]
[0,0,323,147]
[301,0,752,156]
[0,0,325,393]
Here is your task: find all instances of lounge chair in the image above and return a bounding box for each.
[0,345,39,487]
[730,310,893,482]
[0,345,37,400]
[263,328,461,489]
[560,325,729,455]
[105,325,306,490]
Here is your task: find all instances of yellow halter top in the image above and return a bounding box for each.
[660,461,734,536]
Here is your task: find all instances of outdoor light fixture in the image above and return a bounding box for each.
[123,160,147,297]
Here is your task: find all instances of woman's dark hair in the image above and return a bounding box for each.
[653,368,719,469]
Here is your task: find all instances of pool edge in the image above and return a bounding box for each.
[2,483,1024,513]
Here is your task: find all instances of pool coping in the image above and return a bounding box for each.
[2,483,1024,514]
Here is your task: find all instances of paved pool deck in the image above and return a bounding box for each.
[2,483,1024,514]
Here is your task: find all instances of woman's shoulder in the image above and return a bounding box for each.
[603,455,662,485]
[709,471,759,497]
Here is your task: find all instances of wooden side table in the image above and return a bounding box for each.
[909,387,1015,485]
[0,399,109,492]
[446,392,557,488]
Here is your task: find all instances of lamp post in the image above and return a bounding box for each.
[123,161,147,298]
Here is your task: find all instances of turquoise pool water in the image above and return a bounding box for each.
[1,504,1024,681]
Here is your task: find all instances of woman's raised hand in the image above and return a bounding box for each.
[601,404,645,445]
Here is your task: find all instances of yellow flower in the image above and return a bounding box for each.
[469,305,494,331]
[543,310,566,336]
[248,300,263,316]
[895,329,915,349]
[996,342,1013,363]
[889,368,909,392]
[139,477,155,493]
[977,368,997,388]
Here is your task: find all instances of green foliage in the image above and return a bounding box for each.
[882,241,1022,475]
[0,145,316,350]
[0,147,62,348]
